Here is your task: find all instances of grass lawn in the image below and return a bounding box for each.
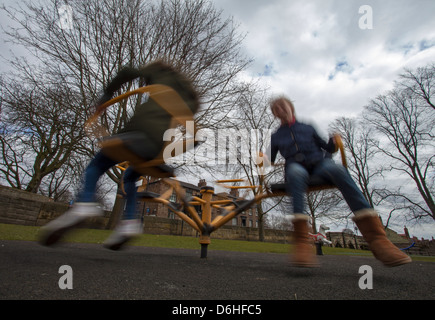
[1,223,433,262]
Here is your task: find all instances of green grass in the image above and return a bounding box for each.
[1,223,434,262]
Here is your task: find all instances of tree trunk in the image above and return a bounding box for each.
[106,186,125,230]
[257,203,265,242]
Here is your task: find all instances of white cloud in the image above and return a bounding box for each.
[215,0,435,130]
[213,0,435,238]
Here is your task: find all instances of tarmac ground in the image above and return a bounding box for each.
[0,240,433,316]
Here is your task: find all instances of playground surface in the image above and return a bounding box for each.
[0,239,433,303]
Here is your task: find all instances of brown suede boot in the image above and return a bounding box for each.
[290,214,319,267]
[353,209,412,267]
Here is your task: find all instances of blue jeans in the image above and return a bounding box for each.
[285,159,371,215]
[76,151,142,220]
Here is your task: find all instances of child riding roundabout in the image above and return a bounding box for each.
[38,61,411,268]
[39,61,200,250]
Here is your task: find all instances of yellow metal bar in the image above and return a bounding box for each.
[115,162,129,171]
[188,201,202,206]
[211,215,225,225]
[153,198,201,233]
[180,201,204,230]
[170,211,201,233]
[199,187,213,245]
[160,186,174,200]
[191,196,206,204]
[334,134,348,168]
[225,185,260,189]
[210,209,240,230]
[210,196,263,230]
[213,213,238,229]
[216,179,245,183]
[212,204,232,210]
[163,179,204,231]
[212,201,235,211]
[209,199,233,205]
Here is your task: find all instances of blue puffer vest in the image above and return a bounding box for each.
[270,121,335,171]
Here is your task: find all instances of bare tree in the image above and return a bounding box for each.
[398,64,435,111]
[363,65,435,222]
[264,210,292,243]
[306,189,344,233]
[1,0,251,202]
[2,0,251,127]
[220,83,285,241]
[329,116,381,209]
[0,74,86,194]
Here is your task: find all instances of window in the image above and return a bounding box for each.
[241,216,246,227]
[185,189,193,198]
[169,191,177,203]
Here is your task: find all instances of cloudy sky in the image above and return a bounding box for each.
[1,0,434,238]
[213,0,435,134]
[210,0,435,237]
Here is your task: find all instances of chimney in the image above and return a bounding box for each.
[198,179,207,188]
[404,226,410,239]
[230,188,239,198]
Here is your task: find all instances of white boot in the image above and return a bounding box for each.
[103,219,143,251]
[39,202,103,246]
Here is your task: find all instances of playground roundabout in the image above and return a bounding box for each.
[10,70,432,311]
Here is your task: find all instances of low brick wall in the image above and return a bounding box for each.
[3,185,432,254]
[141,215,289,243]
[0,185,288,242]
[0,185,63,226]
[0,185,109,229]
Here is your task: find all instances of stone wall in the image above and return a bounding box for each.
[327,231,368,250]
[3,186,432,253]
[0,185,64,226]
[0,185,109,229]
[0,185,288,242]
[141,215,289,243]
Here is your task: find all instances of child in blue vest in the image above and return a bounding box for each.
[269,96,411,267]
